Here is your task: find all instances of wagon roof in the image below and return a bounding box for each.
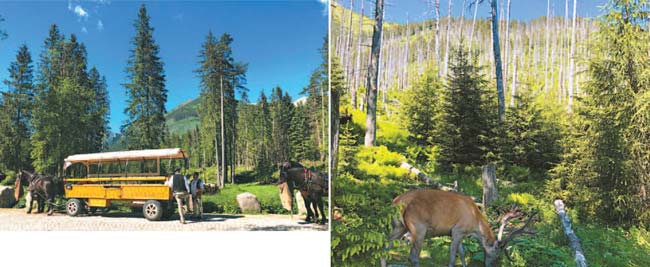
[64,148,187,169]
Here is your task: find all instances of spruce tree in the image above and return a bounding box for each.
[400,65,443,162]
[123,4,168,150]
[196,31,247,187]
[270,86,293,163]
[555,1,650,225]
[88,67,110,152]
[438,47,494,167]
[0,44,34,170]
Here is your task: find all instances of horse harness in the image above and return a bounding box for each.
[28,175,64,208]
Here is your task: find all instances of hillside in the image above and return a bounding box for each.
[165,97,202,134]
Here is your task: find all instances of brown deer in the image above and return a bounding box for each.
[381,189,536,267]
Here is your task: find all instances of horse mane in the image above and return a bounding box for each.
[282,161,305,170]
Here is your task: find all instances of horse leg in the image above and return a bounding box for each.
[25,191,33,214]
[303,196,313,223]
[46,193,55,216]
[310,200,319,223]
[317,197,327,224]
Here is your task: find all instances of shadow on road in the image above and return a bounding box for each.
[248,225,328,231]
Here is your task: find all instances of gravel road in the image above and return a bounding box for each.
[0,208,328,231]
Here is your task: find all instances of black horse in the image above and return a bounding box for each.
[14,170,63,215]
[278,161,328,224]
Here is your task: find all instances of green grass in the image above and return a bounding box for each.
[202,183,290,215]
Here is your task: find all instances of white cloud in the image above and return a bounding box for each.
[74,5,89,19]
[68,0,73,10]
[317,0,328,16]
[81,26,88,33]
[97,20,104,31]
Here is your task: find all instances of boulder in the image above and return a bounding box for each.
[295,191,307,216]
[236,192,261,213]
[0,186,16,208]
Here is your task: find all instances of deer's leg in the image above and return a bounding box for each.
[448,226,465,267]
[381,217,408,267]
[408,224,426,267]
[458,243,466,267]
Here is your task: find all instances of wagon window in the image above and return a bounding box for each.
[159,158,187,176]
[66,163,88,178]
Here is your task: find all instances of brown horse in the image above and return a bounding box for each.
[278,161,328,224]
[14,170,63,215]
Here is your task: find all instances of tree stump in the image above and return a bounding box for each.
[482,164,498,208]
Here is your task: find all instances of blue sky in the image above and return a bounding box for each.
[339,0,609,24]
[0,0,327,132]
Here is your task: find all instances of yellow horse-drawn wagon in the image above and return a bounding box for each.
[62,148,188,221]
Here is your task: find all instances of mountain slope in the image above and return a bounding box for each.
[166,98,202,134]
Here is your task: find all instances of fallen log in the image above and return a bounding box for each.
[554,199,588,267]
[400,162,457,192]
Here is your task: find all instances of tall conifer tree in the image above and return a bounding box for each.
[122,4,168,149]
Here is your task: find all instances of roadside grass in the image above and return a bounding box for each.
[202,182,289,214]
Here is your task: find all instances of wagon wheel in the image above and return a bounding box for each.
[143,200,163,221]
[66,199,83,217]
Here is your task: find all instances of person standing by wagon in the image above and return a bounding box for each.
[189,172,204,220]
[166,168,190,224]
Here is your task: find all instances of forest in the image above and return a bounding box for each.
[331,0,650,266]
[0,4,327,190]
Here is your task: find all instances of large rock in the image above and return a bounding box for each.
[295,191,307,216]
[0,186,16,208]
[236,192,261,213]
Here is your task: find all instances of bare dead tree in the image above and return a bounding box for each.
[568,0,577,113]
[434,0,441,75]
[544,0,550,93]
[364,0,384,147]
[352,0,365,109]
[489,0,506,121]
[443,0,452,76]
[469,0,479,51]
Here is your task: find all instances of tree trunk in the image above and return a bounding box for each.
[510,33,518,107]
[344,0,355,90]
[331,70,341,182]
[364,0,384,147]
[443,0,452,76]
[434,0,441,75]
[554,200,588,267]
[568,0,577,113]
[503,0,511,89]
[544,0,550,93]
[400,162,457,192]
[482,164,499,207]
[490,0,506,121]
[469,0,479,50]
[352,0,365,109]
[220,76,225,188]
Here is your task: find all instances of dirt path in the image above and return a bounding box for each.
[0,208,328,231]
